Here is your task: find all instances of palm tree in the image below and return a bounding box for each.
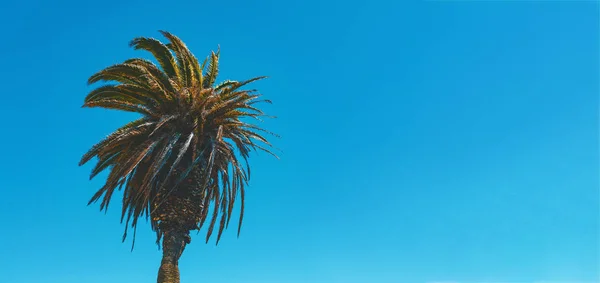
[79,31,277,283]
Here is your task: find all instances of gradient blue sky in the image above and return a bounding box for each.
[0,1,598,283]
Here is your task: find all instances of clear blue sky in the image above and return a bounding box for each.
[0,1,597,283]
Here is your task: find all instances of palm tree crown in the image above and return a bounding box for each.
[80,31,277,249]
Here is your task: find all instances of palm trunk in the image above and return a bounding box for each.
[157,230,189,283]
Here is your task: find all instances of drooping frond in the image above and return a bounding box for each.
[88,62,152,86]
[80,31,278,248]
[84,84,159,107]
[82,99,155,116]
[79,118,151,166]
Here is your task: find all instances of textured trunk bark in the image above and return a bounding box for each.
[157,231,189,283]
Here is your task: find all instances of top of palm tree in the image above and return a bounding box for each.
[79,30,277,247]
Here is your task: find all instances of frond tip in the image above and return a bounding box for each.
[79,31,278,249]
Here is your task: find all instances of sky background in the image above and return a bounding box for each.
[0,1,598,283]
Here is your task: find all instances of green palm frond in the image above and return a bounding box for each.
[128,37,180,79]
[82,99,156,116]
[204,50,219,88]
[123,58,177,100]
[80,31,277,247]
[84,85,159,108]
[88,62,151,86]
[159,30,200,88]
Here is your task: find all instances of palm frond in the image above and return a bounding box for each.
[203,50,219,88]
[79,118,151,166]
[124,58,177,100]
[88,63,151,86]
[83,99,155,116]
[84,85,161,112]
[129,37,180,79]
[159,31,200,88]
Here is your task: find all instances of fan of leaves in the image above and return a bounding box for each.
[79,30,277,247]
